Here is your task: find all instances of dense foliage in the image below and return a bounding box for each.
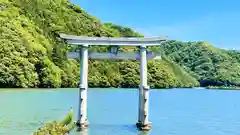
[0,0,206,89]
[104,23,144,37]
[161,40,240,86]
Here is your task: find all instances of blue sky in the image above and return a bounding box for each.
[72,0,240,50]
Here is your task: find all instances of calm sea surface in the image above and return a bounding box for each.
[0,88,240,135]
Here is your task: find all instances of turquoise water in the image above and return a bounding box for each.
[0,88,240,135]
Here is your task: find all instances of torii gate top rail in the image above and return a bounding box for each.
[59,34,168,46]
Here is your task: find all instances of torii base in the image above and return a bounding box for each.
[76,120,88,131]
[136,121,152,131]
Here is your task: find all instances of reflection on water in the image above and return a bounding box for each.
[72,124,150,135]
[138,131,149,135]
[78,129,88,135]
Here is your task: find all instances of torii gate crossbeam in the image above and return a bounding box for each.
[59,34,168,131]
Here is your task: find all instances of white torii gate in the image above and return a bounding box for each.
[59,34,167,131]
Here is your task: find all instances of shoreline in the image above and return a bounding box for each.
[206,86,240,90]
[0,86,239,91]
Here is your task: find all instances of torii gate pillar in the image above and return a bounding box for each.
[76,44,89,129]
[75,45,151,130]
[136,46,151,130]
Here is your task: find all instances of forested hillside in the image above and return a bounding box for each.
[161,40,240,86]
[0,0,199,88]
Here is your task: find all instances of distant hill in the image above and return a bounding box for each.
[161,40,240,87]
[0,0,199,88]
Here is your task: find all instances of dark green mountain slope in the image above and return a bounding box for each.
[0,0,199,88]
[161,40,240,86]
